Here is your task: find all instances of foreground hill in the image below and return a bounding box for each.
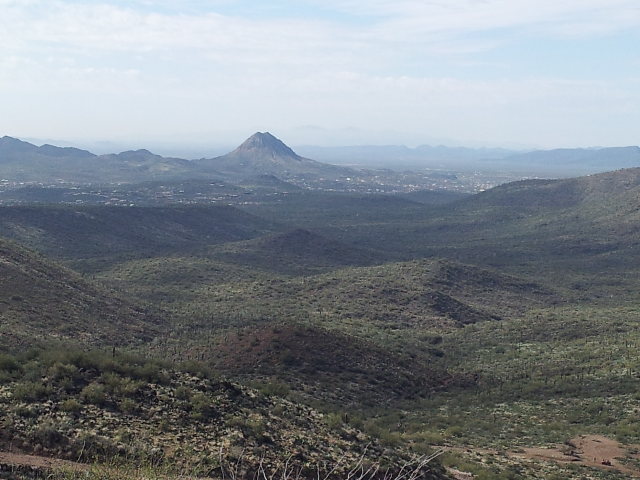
[0,348,447,479]
[0,238,160,352]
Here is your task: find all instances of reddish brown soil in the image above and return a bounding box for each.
[203,323,473,407]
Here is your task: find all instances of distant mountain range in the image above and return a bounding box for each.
[0,136,96,158]
[0,133,347,184]
[0,133,639,185]
[0,135,197,183]
[492,146,640,170]
[294,144,518,165]
[295,144,640,173]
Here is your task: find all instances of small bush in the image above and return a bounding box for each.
[33,424,65,448]
[81,382,107,406]
[179,360,216,380]
[379,430,402,447]
[48,362,79,382]
[119,398,137,413]
[258,380,290,398]
[0,354,20,373]
[280,350,297,366]
[325,413,344,432]
[13,381,49,402]
[190,393,215,419]
[60,398,82,413]
[175,385,191,400]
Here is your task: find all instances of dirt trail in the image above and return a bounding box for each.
[0,451,89,472]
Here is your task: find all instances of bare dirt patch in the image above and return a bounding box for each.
[513,435,640,477]
[446,466,474,479]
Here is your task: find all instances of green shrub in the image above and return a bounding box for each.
[101,372,123,394]
[119,398,137,413]
[13,381,50,402]
[325,413,344,432]
[0,354,20,373]
[190,393,215,419]
[48,362,79,382]
[81,382,107,406]
[246,419,269,442]
[133,363,169,384]
[279,350,297,366]
[33,423,64,448]
[179,360,216,380]
[379,430,402,447]
[175,385,191,400]
[60,398,82,413]
[258,380,290,398]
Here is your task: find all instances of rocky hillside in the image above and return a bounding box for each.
[0,238,161,352]
[206,323,466,408]
[0,349,447,479]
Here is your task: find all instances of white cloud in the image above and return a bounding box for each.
[0,0,639,147]
[2,0,639,61]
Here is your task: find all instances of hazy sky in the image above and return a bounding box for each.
[1,0,639,148]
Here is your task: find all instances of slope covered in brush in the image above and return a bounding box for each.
[100,257,558,333]
[206,229,387,276]
[0,205,281,271]
[0,238,161,352]
[232,167,640,291]
[0,348,447,480]
[206,323,465,408]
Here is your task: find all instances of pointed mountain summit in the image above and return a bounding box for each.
[236,132,302,160]
[196,132,346,177]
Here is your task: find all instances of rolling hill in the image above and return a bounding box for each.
[98,256,559,336]
[208,322,467,408]
[232,167,640,293]
[205,228,388,276]
[0,238,161,352]
[0,205,282,272]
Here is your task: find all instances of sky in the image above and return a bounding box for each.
[1,0,639,150]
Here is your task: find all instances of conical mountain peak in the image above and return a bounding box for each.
[235,132,301,160]
[195,131,346,176]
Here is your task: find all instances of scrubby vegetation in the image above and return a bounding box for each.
[6,167,640,478]
[0,347,449,479]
